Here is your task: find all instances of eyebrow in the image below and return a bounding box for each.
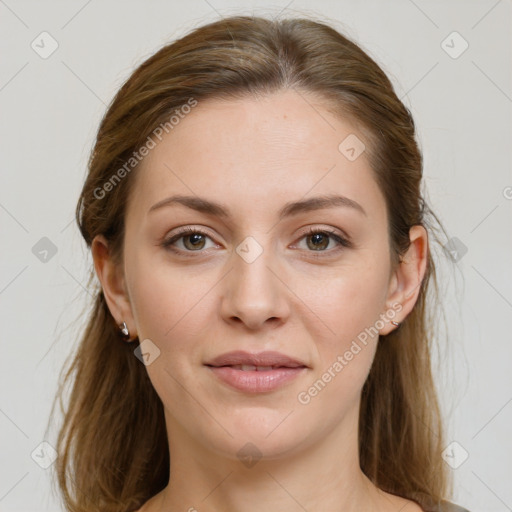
[148,193,367,219]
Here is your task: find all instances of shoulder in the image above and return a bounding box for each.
[425,500,471,512]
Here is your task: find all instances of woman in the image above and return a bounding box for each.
[53,15,470,512]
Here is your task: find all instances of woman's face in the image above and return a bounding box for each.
[96,89,421,462]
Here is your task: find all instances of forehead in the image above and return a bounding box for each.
[127,89,386,224]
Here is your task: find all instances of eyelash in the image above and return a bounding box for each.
[160,226,352,258]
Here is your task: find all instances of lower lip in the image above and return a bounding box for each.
[207,366,307,393]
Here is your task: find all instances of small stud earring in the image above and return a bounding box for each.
[391,321,400,327]
[119,321,131,341]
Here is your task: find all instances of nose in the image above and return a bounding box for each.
[220,237,290,331]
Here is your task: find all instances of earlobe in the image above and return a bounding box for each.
[91,235,137,339]
[379,225,429,336]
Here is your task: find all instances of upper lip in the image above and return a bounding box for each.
[205,350,308,368]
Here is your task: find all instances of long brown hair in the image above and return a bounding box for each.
[52,15,451,512]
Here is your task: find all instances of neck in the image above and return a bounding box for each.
[147,404,388,512]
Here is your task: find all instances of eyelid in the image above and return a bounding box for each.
[292,226,353,253]
[297,225,351,243]
[160,226,219,253]
[160,225,352,256]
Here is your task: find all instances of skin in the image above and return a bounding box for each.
[92,89,427,512]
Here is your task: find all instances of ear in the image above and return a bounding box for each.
[379,225,429,335]
[91,234,137,340]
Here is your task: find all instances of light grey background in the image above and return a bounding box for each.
[1,1,511,511]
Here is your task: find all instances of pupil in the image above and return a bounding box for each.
[309,233,328,250]
[186,233,205,249]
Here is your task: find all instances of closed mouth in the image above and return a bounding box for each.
[205,350,309,369]
[209,364,306,371]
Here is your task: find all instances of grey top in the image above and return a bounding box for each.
[424,500,471,512]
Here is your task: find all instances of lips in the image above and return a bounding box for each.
[229,365,276,371]
[205,350,307,369]
[205,350,308,393]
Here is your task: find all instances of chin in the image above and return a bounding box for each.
[202,407,316,462]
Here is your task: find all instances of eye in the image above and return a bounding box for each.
[294,227,352,254]
[161,227,217,255]
[161,226,352,257]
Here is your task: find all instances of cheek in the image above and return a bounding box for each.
[126,260,217,396]
[297,260,390,397]
[126,250,215,342]
[302,261,389,347]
